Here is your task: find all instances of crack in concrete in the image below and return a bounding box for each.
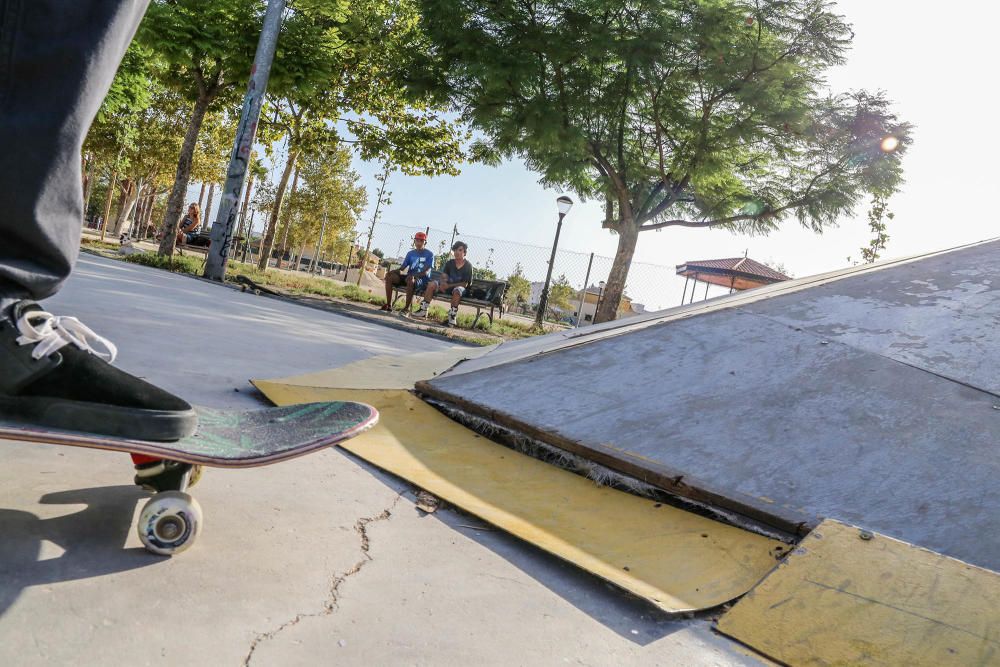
[243,494,403,666]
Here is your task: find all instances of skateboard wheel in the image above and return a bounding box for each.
[138,491,203,556]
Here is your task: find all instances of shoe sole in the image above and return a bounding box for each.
[0,396,198,442]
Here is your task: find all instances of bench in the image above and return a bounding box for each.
[176,232,244,257]
[392,275,508,328]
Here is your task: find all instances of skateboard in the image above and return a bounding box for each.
[236,274,281,297]
[0,401,378,556]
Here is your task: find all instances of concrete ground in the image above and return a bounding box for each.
[0,253,764,666]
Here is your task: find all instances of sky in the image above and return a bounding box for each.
[195,1,999,311]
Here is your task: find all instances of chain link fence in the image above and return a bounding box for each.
[352,222,678,316]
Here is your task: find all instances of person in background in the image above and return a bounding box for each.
[175,203,201,245]
[381,231,434,315]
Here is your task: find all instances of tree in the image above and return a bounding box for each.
[419,0,912,322]
[139,0,263,256]
[545,274,575,320]
[504,263,531,310]
[256,0,468,271]
[282,144,368,268]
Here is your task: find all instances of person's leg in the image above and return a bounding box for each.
[450,286,464,309]
[0,1,197,443]
[424,280,439,302]
[403,275,417,310]
[448,286,464,325]
[0,0,150,314]
[414,280,436,317]
[383,270,399,309]
[383,270,404,311]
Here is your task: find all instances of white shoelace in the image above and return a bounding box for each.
[15,308,118,363]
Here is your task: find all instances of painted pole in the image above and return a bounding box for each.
[204,0,286,280]
[534,215,564,329]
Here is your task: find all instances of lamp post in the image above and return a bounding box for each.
[596,280,605,319]
[535,196,574,329]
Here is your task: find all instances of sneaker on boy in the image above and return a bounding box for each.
[0,300,198,442]
[447,307,458,326]
[413,301,429,318]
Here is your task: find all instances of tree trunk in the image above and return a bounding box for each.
[158,94,213,256]
[296,242,306,271]
[236,174,255,244]
[142,193,158,238]
[277,166,300,269]
[128,189,147,238]
[99,168,118,241]
[204,182,215,228]
[82,157,96,223]
[595,219,639,323]
[111,179,138,237]
[197,182,206,212]
[257,149,299,271]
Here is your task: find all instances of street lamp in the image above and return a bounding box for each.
[535,196,574,328]
[596,280,605,320]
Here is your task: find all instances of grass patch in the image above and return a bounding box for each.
[121,251,205,274]
[419,305,538,339]
[81,238,121,252]
[109,247,550,341]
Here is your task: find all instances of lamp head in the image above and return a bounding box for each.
[556,195,574,217]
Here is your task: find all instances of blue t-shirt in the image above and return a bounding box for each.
[401,248,434,277]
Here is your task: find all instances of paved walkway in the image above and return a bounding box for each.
[0,254,762,666]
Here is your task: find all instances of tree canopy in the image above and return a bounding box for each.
[418,0,912,321]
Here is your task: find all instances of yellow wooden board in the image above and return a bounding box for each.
[253,380,786,613]
[265,346,493,390]
[717,519,1000,665]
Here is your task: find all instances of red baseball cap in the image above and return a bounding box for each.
[414,232,427,241]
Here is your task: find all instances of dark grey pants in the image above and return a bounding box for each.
[0,0,149,315]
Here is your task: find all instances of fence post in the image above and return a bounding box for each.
[575,252,594,328]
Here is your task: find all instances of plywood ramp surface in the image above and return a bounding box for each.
[264,346,493,390]
[717,519,1000,666]
[253,380,786,613]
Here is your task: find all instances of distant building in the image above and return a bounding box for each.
[676,256,790,304]
[574,285,640,326]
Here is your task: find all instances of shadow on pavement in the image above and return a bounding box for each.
[0,486,158,617]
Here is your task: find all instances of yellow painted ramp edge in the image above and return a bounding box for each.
[717,519,1000,666]
[253,380,787,613]
[264,346,493,390]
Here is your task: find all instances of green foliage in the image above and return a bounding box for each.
[860,192,895,263]
[120,251,205,274]
[546,274,576,318]
[472,266,496,281]
[139,0,261,104]
[419,0,913,318]
[283,144,368,263]
[504,263,531,308]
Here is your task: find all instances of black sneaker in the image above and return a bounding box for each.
[0,301,197,441]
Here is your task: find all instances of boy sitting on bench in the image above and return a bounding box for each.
[382,231,434,314]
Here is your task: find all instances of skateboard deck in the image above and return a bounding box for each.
[236,274,281,297]
[0,401,379,467]
[0,401,379,556]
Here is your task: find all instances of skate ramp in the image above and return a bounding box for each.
[717,519,1000,666]
[419,238,1000,572]
[252,380,786,614]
